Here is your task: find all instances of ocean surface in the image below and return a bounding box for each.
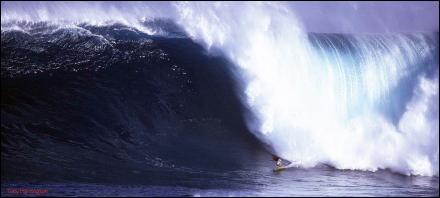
[2,165,439,196]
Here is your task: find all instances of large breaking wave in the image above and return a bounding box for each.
[173,2,439,176]
[1,2,439,177]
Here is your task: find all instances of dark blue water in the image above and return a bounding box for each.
[2,165,438,196]
[1,21,439,197]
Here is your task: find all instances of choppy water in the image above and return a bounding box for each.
[2,164,439,197]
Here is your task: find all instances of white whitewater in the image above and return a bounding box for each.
[174,2,439,176]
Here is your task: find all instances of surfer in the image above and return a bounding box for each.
[272,154,284,168]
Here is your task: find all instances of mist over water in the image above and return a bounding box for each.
[1,1,439,177]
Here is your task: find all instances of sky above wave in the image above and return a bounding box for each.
[289,1,439,33]
[1,1,438,33]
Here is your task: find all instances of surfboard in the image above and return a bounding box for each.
[273,163,296,172]
[273,166,287,172]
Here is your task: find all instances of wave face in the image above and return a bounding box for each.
[1,21,263,185]
[2,2,439,177]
